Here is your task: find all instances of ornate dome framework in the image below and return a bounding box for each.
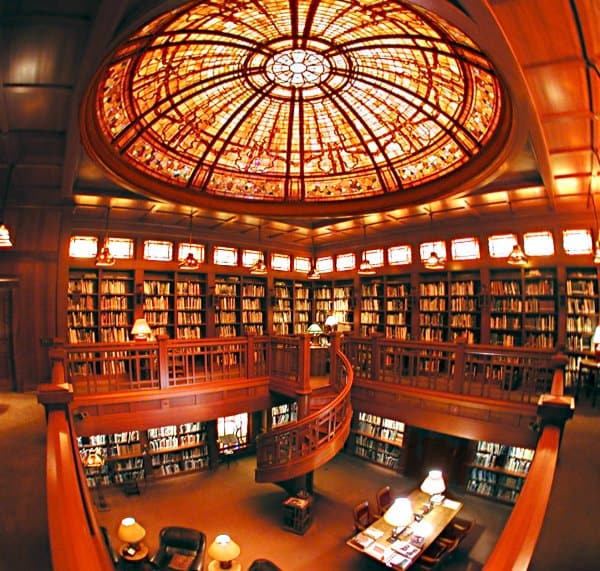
[81,0,507,216]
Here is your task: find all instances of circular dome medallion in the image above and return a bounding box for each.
[266,49,331,89]
[81,0,507,216]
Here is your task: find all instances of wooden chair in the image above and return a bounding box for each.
[353,500,376,532]
[375,485,393,516]
[415,537,459,571]
[439,517,475,545]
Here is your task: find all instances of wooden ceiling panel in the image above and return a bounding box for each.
[543,115,590,152]
[549,149,592,177]
[491,0,579,64]
[4,22,88,86]
[4,87,71,131]
[525,61,589,116]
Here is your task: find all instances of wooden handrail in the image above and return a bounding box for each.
[255,349,353,482]
[46,408,114,571]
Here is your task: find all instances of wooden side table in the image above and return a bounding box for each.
[119,543,149,564]
[282,494,313,535]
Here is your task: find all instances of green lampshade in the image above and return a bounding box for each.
[306,323,323,335]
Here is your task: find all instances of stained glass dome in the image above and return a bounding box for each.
[81,0,506,216]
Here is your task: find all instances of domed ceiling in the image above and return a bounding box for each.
[81,0,506,217]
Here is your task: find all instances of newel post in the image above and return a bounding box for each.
[49,341,67,385]
[451,335,467,394]
[536,352,574,444]
[156,334,170,389]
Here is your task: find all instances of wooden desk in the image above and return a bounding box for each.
[347,490,462,570]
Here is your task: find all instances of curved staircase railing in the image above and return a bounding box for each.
[255,349,353,483]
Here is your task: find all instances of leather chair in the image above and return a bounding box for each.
[353,500,376,532]
[439,517,475,545]
[247,558,283,571]
[375,485,393,517]
[415,537,459,571]
[149,526,206,571]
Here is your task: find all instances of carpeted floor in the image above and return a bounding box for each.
[0,391,599,571]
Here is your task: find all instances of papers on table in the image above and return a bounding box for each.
[390,539,421,559]
[364,542,413,569]
[442,498,461,510]
[364,527,385,539]
[350,532,374,550]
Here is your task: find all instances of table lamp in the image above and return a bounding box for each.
[420,469,446,508]
[117,517,146,552]
[324,314,338,333]
[306,322,323,345]
[384,497,413,540]
[592,325,600,358]
[208,534,241,571]
[131,318,152,341]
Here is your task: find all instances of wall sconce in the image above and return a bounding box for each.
[131,318,152,341]
[207,534,241,571]
[117,517,147,557]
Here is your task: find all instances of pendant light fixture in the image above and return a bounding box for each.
[357,224,375,275]
[179,209,200,270]
[507,242,528,266]
[590,184,600,264]
[0,164,14,248]
[250,224,268,275]
[424,250,445,270]
[307,236,320,280]
[96,205,115,267]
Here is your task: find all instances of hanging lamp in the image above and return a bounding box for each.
[307,236,320,280]
[357,224,375,275]
[96,205,115,267]
[179,210,200,270]
[0,164,14,248]
[250,224,268,275]
[424,250,445,270]
[507,242,528,266]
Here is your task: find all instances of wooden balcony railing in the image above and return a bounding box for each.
[342,336,556,404]
[255,349,353,483]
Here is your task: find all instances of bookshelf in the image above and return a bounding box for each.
[313,282,333,326]
[175,273,207,339]
[68,270,99,344]
[466,440,534,504]
[293,282,311,334]
[384,277,411,340]
[360,279,383,336]
[523,268,557,349]
[271,401,298,427]
[332,280,354,332]
[147,422,210,478]
[272,280,293,335]
[143,271,174,338]
[418,273,447,342]
[214,275,240,337]
[99,271,135,343]
[449,272,480,343]
[241,277,267,335]
[349,411,405,471]
[489,270,523,347]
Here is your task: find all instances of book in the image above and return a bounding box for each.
[351,532,374,550]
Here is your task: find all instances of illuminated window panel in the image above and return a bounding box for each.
[213,246,238,266]
[271,253,291,272]
[420,241,447,262]
[143,240,173,261]
[106,237,134,259]
[562,229,593,255]
[336,253,356,271]
[242,249,263,268]
[316,256,334,274]
[69,236,98,258]
[451,237,480,261]
[294,256,311,273]
[217,413,248,451]
[178,243,205,263]
[388,245,412,265]
[523,231,554,257]
[364,249,384,267]
[488,234,518,258]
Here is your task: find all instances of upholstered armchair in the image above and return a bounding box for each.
[149,526,206,571]
[247,558,283,571]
